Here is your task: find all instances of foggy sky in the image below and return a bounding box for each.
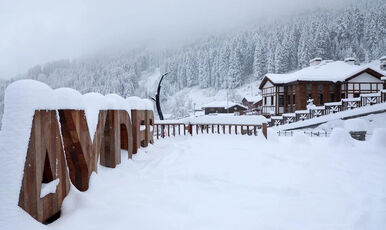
[0,0,351,79]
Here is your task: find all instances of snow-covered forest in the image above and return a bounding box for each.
[0,0,385,120]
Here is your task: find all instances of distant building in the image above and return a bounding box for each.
[241,96,263,114]
[201,101,247,115]
[259,58,386,116]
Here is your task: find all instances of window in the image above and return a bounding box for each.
[329,93,335,102]
[341,93,345,99]
[306,84,312,91]
[354,93,360,98]
[293,95,296,104]
[279,95,284,106]
[264,97,267,105]
[318,84,323,92]
[329,84,334,91]
[287,95,291,105]
[271,96,274,105]
[318,94,323,105]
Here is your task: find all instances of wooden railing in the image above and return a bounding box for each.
[270,90,386,127]
[154,123,268,139]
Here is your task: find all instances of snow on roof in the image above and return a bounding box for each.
[201,101,246,109]
[263,60,383,85]
[243,95,262,103]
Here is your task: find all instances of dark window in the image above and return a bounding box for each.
[354,93,360,98]
[306,84,312,91]
[271,96,274,105]
[264,97,267,105]
[318,84,323,92]
[293,95,296,104]
[329,84,334,91]
[279,95,284,106]
[318,94,323,105]
[329,93,335,102]
[341,93,345,99]
[287,95,291,105]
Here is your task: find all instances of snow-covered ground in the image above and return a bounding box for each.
[2,131,386,230]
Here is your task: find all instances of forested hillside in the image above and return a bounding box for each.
[0,0,385,120]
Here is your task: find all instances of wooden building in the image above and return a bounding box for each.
[202,101,247,115]
[259,58,386,116]
[241,96,262,114]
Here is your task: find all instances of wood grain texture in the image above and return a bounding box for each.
[19,109,154,224]
[18,110,70,223]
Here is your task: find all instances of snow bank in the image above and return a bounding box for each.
[343,118,369,131]
[328,128,355,146]
[292,131,310,145]
[370,128,386,148]
[0,80,153,226]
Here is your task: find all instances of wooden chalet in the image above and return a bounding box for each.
[241,96,263,114]
[201,101,247,115]
[259,58,386,116]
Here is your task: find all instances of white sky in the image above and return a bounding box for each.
[0,0,351,79]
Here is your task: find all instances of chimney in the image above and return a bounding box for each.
[380,56,386,71]
[344,57,356,65]
[309,58,322,66]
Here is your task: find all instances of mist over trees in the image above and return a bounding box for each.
[0,0,385,120]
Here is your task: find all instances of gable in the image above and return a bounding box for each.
[347,72,383,83]
[262,79,273,88]
[259,77,275,89]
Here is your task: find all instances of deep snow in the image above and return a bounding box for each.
[1,132,385,230]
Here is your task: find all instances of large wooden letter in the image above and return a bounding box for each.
[59,110,133,191]
[18,110,70,224]
[101,110,133,167]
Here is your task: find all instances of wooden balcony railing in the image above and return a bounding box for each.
[270,90,386,127]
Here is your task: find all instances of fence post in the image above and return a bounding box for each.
[161,124,165,138]
[196,125,199,135]
[235,125,238,135]
[222,125,225,134]
[188,124,192,136]
[156,124,159,139]
[254,125,257,136]
[262,123,268,139]
[178,124,180,135]
[229,125,231,134]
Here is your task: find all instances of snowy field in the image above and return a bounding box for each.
[3,131,386,230]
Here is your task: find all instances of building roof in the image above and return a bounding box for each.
[242,95,262,103]
[259,60,385,88]
[201,101,247,109]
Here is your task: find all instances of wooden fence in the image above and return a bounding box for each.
[277,130,330,137]
[154,123,268,139]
